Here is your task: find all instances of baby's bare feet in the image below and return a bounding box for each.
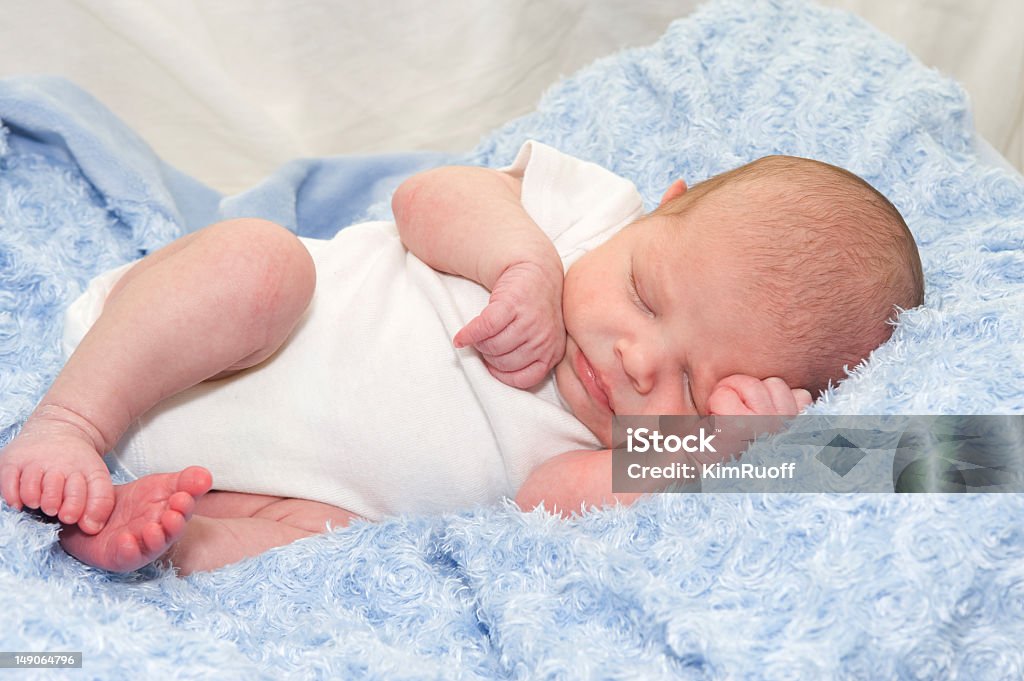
[0,406,115,533]
[59,466,212,573]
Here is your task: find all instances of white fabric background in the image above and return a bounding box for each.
[1,0,1021,193]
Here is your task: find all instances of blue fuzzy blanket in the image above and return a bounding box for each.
[3,0,1024,678]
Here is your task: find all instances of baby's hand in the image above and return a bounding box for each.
[454,260,565,389]
[0,409,115,534]
[706,375,813,416]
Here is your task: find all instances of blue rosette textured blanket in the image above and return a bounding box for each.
[2,0,1024,678]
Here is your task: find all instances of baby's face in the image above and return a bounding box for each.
[554,212,777,446]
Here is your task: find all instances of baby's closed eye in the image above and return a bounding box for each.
[627,263,654,317]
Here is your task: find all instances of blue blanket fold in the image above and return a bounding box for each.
[3,0,1024,678]
[0,75,449,242]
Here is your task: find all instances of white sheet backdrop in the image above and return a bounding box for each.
[2,0,1021,193]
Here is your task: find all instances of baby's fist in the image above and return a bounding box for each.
[706,375,812,416]
[454,261,565,389]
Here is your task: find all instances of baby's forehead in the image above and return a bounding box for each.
[630,216,738,282]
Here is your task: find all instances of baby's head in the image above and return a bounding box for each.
[555,155,923,444]
[653,155,925,394]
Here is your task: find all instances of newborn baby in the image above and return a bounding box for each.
[0,142,923,574]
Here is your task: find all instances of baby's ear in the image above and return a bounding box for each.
[659,179,687,207]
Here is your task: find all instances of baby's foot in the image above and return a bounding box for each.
[59,466,212,573]
[0,406,116,533]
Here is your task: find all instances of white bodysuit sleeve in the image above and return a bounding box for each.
[502,141,645,263]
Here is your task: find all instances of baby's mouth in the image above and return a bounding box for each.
[573,347,613,412]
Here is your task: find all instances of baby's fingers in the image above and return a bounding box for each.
[707,375,773,415]
[762,379,814,415]
[454,300,515,349]
[792,389,813,411]
[479,342,533,373]
[706,384,755,416]
[486,360,550,390]
[709,375,811,416]
[762,377,801,414]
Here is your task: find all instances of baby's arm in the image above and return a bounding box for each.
[517,376,813,516]
[393,167,564,388]
[515,448,644,517]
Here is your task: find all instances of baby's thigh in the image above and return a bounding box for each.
[193,490,288,518]
[195,491,360,531]
[253,497,362,532]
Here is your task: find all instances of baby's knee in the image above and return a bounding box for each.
[199,220,317,346]
[215,219,316,310]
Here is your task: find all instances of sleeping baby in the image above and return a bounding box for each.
[0,141,923,574]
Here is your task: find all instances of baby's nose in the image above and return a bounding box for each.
[615,338,657,395]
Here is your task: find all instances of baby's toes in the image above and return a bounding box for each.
[160,507,187,542]
[39,469,66,516]
[141,521,172,557]
[168,491,196,519]
[80,474,115,535]
[57,472,88,525]
[17,463,44,509]
[176,466,213,498]
[113,531,144,569]
[0,463,22,510]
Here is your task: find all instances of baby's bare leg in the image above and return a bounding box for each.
[165,493,361,575]
[0,219,316,535]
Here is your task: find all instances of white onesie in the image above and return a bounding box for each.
[62,141,644,520]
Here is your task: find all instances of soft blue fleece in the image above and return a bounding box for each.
[2,0,1023,678]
